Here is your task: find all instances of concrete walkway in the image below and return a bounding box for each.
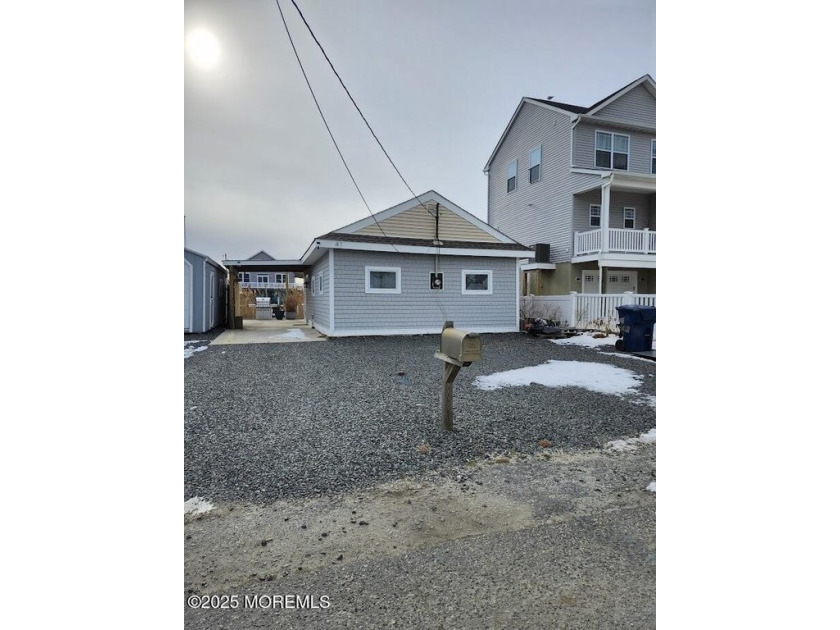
[211,319,327,345]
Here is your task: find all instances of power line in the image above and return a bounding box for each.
[273,0,448,317]
[273,0,398,250]
[287,0,434,217]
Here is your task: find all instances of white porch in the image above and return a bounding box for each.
[572,171,656,265]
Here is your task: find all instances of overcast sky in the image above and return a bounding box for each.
[185,0,655,263]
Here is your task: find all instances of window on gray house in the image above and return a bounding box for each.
[256,274,268,284]
[462,270,492,294]
[529,146,541,183]
[275,273,286,284]
[589,205,601,227]
[507,160,517,193]
[651,140,656,174]
[595,131,629,170]
[624,208,635,229]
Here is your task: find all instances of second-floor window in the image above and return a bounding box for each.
[256,274,269,284]
[238,272,250,283]
[589,205,601,227]
[507,160,517,193]
[624,208,636,229]
[595,131,629,170]
[651,140,656,174]
[275,273,286,284]
[529,146,542,183]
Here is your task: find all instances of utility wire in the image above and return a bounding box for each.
[274,0,448,317]
[273,0,398,250]
[287,0,434,218]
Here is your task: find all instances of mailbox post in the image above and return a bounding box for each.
[434,321,483,431]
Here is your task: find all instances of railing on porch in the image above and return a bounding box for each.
[239,282,293,289]
[520,292,656,331]
[574,228,656,256]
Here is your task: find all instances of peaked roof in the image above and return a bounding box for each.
[247,250,276,261]
[315,231,529,252]
[484,74,656,171]
[331,190,518,244]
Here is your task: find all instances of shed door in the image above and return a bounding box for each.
[208,270,216,328]
[184,260,193,331]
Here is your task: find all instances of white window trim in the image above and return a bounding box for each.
[462,269,493,295]
[589,204,601,227]
[529,145,542,183]
[275,273,286,284]
[365,266,401,294]
[623,207,636,229]
[506,159,517,193]
[256,273,269,284]
[595,130,630,171]
[317,271,324,295]
[651,139,656,174]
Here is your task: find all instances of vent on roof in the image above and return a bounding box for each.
[535,243,550,263]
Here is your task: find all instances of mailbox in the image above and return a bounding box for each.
[440,326,483,365]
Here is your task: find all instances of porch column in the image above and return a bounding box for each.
[600,181,611,254]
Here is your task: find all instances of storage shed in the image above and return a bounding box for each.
[184,248,227,333]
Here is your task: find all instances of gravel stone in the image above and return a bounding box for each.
[184,333,655,503]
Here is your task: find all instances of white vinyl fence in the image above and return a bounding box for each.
[520,292,656,332]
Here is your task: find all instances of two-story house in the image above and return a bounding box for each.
[484,75,655,298]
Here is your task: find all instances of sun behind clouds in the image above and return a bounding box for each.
[185,28,220,69]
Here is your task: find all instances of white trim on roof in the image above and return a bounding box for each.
[333,190,516,244]
[483,98,580,173]
[313,239,533,259]
[585,75,656,117]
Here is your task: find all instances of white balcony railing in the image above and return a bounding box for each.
[239,282,295,289]
[574,228,656,256]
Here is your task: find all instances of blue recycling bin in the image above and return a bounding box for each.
[615,305,656,352]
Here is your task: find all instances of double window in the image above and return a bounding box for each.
[256,274,269,284]
[275,273,286,284]
[589,205,601,227]
[365,266,401,294]
[237,272,250,283]
[462,270,492,295]
[506,160,517,193]
[595,131,629,170]
[529,146,541,183]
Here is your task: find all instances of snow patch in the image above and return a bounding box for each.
[184,497,214,515]
[646,481,656,493]
[473,360,642,396]
[184,345,209,359]
[551,333,619,348]
[606,428,656,452]
[599,351,653,362]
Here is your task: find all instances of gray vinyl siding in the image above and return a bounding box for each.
[573,122,656,174]
[308,253,330,329]
[573,191,655,234]
[594,85,656,127]
[332,250,517,332]
[487,102,579,264]
[184,249,226,333]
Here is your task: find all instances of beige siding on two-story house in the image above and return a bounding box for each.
[355,203,501,242]
[487,103,585,264]
[594,84,656,127]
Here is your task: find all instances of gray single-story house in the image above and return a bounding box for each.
[184,247,227,333]
[300,191,534,336]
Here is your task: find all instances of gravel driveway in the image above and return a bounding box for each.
[184,333,656,503]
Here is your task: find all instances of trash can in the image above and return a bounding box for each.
[615,305,656,352]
